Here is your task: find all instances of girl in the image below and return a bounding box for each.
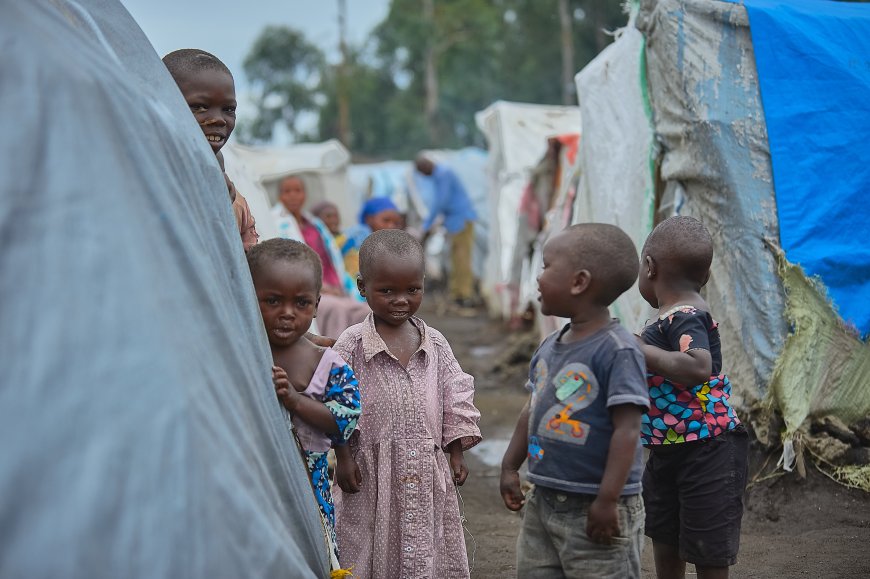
[247,239,361,562]
[271,175,369,338]
[637,216,748,579]
[331,229,482,578]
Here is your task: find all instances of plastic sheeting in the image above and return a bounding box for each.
[0,1,327,576]
[739,0,870,337]
[475,101,581,318]
[573,5,656,335]
[637,0,788,408]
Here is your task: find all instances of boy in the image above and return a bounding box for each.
[162,49,258,250]
[500,223,649,578]
[637,216,748,579]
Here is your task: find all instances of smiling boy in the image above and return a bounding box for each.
[163,49,258,250]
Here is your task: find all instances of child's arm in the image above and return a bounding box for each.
[640,341,712,386]
[273,366,340,435]
[587,403,643,544]
[446,439,468,486]
[334,444,362,493]
[500,397,530,511]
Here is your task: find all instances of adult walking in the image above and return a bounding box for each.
[415,154,478,307]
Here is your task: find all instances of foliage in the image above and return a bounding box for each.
[241,1,627,157]
[242,26,325,143]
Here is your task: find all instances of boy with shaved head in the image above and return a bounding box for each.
[500,223,649,578]
[163,48,258,250]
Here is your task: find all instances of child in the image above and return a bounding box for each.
[338,197,403,278]
[163,49,258,250]
[500,223,650,578]
[636,216,748,579]
[331,229,481,578]
[246,239,361,559]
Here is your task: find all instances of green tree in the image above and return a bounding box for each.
[241,25,325,143]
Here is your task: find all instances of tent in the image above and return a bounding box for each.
[475,101,582,318]
[224,139,354,239]
[0,1,327,576]
[572,0,870,467]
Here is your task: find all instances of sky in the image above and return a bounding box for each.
[121,0,391,137]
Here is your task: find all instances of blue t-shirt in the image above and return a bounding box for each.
[526,321,649,496]
[422,165,477,234]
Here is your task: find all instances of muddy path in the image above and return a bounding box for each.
[418,299,870,578]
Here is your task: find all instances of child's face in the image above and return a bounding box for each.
[176,69,236,154]
[253,260,319,348]
[366,209,403,232]
[537,234,578,318]
[317,206,341,235]
[358,257,424,327]
[279,177,307,216]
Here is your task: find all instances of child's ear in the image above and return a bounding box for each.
[356,275,366,296]
[701,268,711,287]
[570,269,592,296]
[645,255,657,279]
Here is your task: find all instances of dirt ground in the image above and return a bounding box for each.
[419,299,870,578]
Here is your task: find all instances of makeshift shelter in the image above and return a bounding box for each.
[475,101,582,318]
[224,139,354,239]
[0,1,327,576]
[572,0,870,468]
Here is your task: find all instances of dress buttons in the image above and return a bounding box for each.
[409,450,416,457]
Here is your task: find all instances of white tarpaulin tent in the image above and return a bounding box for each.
[475,101,581,318]
[224,140,354,239]
[0,1,327,576]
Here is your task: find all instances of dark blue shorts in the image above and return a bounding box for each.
[642,425,749,567]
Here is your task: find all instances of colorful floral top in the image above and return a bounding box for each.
[640,305,740,445]
[289,348,361,554]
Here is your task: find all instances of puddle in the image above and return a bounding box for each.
[468,345,498,359]
[469,437,510,467]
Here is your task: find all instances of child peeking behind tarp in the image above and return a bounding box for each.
[163,48,258,250]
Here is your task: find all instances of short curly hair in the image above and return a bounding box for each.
[358,229,424,280]
[553,223,639,306]
[246,238,322,292]
[642,216,713,286]
[162,48,232,84]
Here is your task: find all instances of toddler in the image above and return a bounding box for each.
[637,216,748,579]
[163,48,258,250]
[246,239,361,560]
[331,229,481,578]
[500,223,649,578]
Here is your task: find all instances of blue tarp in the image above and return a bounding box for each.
[737,0,870,336]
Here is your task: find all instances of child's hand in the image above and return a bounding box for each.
[334,446,362,493]
[305,332,336,348]
[272,366,298,411]
[449,449,469,486]
[586,497,620,545]
[336,456,362,493]
[499,468,525,511]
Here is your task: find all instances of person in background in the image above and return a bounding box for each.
[163,49,258,250]
[414,154,478,308]
[339,197,403,278]
[500,223,649,578]
[271,175,369,339]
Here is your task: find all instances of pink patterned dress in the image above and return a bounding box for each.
[332,314,482,578]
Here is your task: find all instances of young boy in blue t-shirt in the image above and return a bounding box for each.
[500,223,650,578]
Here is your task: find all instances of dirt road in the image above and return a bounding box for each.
[420,301,870,578]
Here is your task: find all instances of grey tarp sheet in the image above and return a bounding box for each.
[637,0,788,407]
[0,1,327,576]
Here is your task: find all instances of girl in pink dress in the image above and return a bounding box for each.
[332,229,482,578]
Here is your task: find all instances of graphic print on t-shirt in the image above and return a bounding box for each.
[536,362,599,445]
